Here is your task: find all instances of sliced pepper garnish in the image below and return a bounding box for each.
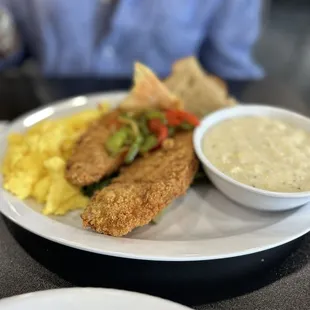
[165,109,200,127]
[140,135,158,153]
[179,122,194,130]
[179,110,200,126]
[105,127,129,156]
[165,110,182,126]
[138,116,150,136]
[106,108,199,159]
[124,135,143,164]
[148,119,169,146]
[118,116,140,137]
[145,110,167,123]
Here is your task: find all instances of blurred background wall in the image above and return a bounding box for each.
[256,0,310,100]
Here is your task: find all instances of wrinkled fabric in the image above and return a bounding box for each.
[0,0,263,78]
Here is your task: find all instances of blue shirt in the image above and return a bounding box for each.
[0,0,263,78]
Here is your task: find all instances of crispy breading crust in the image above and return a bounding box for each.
[65,111,124,186]
[81,132,198,236]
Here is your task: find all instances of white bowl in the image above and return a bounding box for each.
[193,105,310,211]
[0,288,191,310]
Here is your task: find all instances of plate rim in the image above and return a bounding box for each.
[0,91,310,262]
[0,287,191,309]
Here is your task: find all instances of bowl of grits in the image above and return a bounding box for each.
[194,105,310,211]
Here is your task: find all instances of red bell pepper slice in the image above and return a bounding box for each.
[148,119,169,146]
[165,109,200,127]
[165,109,182,126]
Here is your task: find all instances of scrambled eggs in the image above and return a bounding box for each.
[2,103,110,215]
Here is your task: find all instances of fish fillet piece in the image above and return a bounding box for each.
[81,132,198,236]
[66,62,184,187]
[66,111,124,186]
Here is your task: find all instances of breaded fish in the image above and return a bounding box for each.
[66,62,183,187]
[81,132,198,236]
[66,111,124,186]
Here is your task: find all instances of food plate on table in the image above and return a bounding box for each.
[0,288,191,310]
[0,57,310,261]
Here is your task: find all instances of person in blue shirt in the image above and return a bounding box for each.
[0,0,263,79]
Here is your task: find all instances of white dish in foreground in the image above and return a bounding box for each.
[0,93,310,261]
[194,105,310,211]
[0,288,191,310]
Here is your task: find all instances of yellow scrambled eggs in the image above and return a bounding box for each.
[2,103,110,215]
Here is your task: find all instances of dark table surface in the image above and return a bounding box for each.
[0,77,310,310]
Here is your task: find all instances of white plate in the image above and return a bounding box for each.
[0,92,310,261]
[0,288,191,310]
[0,121,8,133]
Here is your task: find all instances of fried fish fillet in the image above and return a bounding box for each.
[81,132,198,236]
[66,63,183,187]
[66,111,124,186]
